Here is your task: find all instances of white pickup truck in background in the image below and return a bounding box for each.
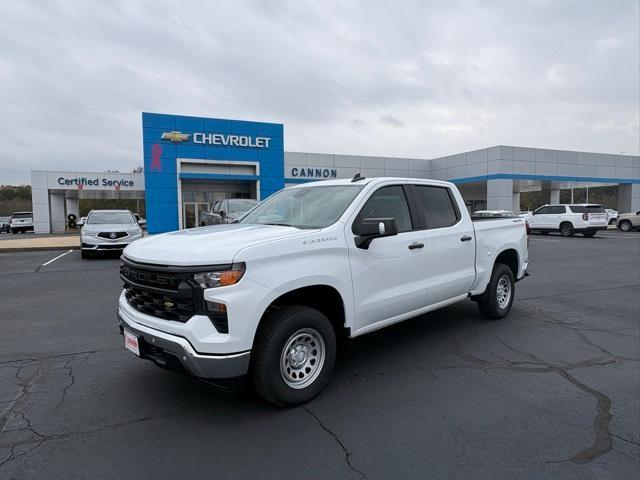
[118,177,529,406]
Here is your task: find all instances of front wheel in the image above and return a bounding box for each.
[477,263,515,320]
[251,306,336,407]
[619,220,632,232]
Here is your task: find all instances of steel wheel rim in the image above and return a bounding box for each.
[496,275,512,309]
[621,222,630,231]
[561,224,571,236]
[280,328,325,389]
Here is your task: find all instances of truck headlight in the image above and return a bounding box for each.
[193,263,245,289]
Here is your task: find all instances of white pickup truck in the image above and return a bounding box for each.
[118,177,529,406]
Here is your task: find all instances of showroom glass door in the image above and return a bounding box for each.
[183,203,209,228]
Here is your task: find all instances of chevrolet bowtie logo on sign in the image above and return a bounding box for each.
[160,131,190,143]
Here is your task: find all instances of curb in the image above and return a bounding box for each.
[0,246,81,253]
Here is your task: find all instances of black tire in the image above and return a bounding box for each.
[251,305,336,407]
[619,220,632,232]
[608,219,616,225]
[477,263,515,320]
[560,222,574,237]
[582,230,596,238]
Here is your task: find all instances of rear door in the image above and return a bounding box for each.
[348,184,429,332]
[409,185,476,305]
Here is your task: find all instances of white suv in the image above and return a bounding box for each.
[9,211,34,233]
[527,204,608,237]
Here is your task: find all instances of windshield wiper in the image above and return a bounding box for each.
[262,222,297,228]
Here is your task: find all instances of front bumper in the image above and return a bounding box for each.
[118,309,250,379]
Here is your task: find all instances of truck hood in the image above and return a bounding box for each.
[123,224,311,266]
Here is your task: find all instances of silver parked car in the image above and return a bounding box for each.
[80,209,143,258]
[616,211,640,231]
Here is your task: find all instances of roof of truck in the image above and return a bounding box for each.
[288,177,455,188]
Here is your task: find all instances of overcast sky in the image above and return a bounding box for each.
[1,0,638,184]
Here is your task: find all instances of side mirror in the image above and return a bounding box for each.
[354,217,398,249]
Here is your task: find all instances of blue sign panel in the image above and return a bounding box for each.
[142,112,284,234]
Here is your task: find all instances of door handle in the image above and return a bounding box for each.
[408,242,425,250]
[460,235,473,242]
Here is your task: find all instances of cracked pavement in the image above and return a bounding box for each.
[0,233,638,479]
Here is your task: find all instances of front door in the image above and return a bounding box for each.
[347,185,429,333]
[529,206,552,229]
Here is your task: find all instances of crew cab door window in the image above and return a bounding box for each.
[410,185,475,305]
[355,186,413,232]
[411,185,460,229]
[348,185,427,332]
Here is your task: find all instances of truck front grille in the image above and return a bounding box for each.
[98,231,128,239]
[124,285,196,322]
[120,258,230,333]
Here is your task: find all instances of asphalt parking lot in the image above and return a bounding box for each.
[0,231,638,479]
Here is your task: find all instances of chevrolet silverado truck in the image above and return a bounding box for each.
[118,177,529,406]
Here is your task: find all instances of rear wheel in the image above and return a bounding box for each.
[251,306,336,407]
[560,222,574,237]
[619,220,632,232]
[477,263,515,320]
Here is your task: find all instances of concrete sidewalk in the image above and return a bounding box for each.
[0,234,80,252]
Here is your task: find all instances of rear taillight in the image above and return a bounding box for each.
[582,213,589,221]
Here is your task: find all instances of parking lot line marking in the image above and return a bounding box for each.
[41,249,73,266]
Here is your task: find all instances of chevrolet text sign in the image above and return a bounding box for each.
[160,130,270,148]
[193,132,270,148]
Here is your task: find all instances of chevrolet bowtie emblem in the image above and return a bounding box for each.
[160,131,190,143]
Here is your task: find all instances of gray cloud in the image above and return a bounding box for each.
[0,0,638,183]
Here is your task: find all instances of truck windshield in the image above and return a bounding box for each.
[239,185,363,229]
[88,211,135,224]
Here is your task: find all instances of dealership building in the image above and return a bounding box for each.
[31,112,640,234]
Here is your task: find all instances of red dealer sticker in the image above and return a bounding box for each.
[124,330,140,356]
